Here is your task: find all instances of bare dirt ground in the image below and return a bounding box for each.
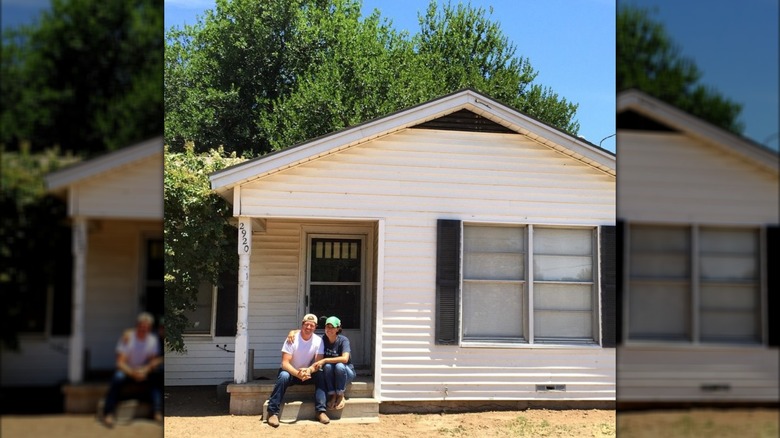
[617,408,778,438]
[4,386,774,437]
[162,386,615,437]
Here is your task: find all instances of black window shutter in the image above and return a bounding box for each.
[215,270,238,337]
[616,220,624,345]
[436,219,461,345]
[767,225,778,347]
[600,225,617,348]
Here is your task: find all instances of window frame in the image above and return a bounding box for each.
[624,222,768,347]
[182,282,218,337]
[459,222,602,348]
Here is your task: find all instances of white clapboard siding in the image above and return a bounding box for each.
[84,219,161,370]
[193,128,617,400]
[618,132,779,224]
[618,347,778,401]
[71,153,163,219]
[164,337,237,386]
[241,130,614,223]
[1,337,69,386]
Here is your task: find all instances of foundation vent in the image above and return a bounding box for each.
[536,384,566,392]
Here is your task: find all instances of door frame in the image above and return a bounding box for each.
[299,224,374,366]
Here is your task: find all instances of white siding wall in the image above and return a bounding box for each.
[617,130,779,402]
[1,337,69,386]
[84,219,161,370]
[617,132,779,224]
[165,338,236,386]
[205,129,616,400]
[72,153,163,219]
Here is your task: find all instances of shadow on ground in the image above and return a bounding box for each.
[164,386,230,417]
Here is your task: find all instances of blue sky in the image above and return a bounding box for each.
[4,1,778,151]
[163,0,617,151]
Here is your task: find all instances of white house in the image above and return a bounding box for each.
[616,90,779,404]
[164,89,616,414]
[1,137,164,411]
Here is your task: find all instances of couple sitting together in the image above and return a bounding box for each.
[266,313,356,427]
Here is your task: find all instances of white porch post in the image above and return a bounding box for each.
[234,216,252,383]
[68,217,87,383]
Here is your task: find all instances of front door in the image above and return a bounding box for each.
[305,234,367,365]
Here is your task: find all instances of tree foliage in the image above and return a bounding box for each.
[617,5,743,133]
[1,146,80,349]
[165,0,580,156]
[1,0,163,156]
[163,144,243,352]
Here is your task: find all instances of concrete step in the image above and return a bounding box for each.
[263,397,379,424]
[226,376,374,415]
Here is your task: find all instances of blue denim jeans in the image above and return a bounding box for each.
[103,370,162,416]
[322,363,356,395]
[266,369,327,415]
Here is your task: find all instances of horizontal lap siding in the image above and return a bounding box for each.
[1,338,69,386]
[85,220,160,370]
[165,338,236,386]
[618,132,779,224]
[75,154,163,219]
[618,348,779,401]
[238,129,615,400]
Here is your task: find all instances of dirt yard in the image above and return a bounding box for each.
[162,386,615,437]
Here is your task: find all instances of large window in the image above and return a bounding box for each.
[627,224,762,344]
[462,224,598,344]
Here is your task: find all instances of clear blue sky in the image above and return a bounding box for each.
[5,1,778,151]
[163,0,617,151]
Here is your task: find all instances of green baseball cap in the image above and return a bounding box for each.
[325,316,341,327]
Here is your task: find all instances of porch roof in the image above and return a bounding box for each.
[45,136,164,194]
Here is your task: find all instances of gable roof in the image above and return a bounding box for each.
[210,89,615,200]
[617,89,778,175]
[45,136,164,194]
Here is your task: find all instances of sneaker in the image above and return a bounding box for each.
[316,411,330,424]
[267,414,280,428]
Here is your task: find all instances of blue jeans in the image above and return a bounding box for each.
[322,363,356,395]
[266,369,327,415]
[103,370,162,416]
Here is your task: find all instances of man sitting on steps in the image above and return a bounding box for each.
[266,313,329,427]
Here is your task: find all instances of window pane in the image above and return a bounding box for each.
[462,282,523,339]
[535,310,592,339]
[464,252,523,280]
[699,228,760,344]
[628,282,689,341]
[534,284,592,339]
[310,238,361,282]
[628,225,691,342]
[534,228,592,255]
[700,284,760,343]
[534,283,592,311]
[534,228,592,281]
[534,255,592,281]
[183,282,213,334]
[464,225,524,253]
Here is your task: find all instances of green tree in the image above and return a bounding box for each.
[1,0,163,156]
[165,0,335,156]
[617,5,743,133]
[166,0,581,156]
[164,144,243,352]
[1,146,80,349]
